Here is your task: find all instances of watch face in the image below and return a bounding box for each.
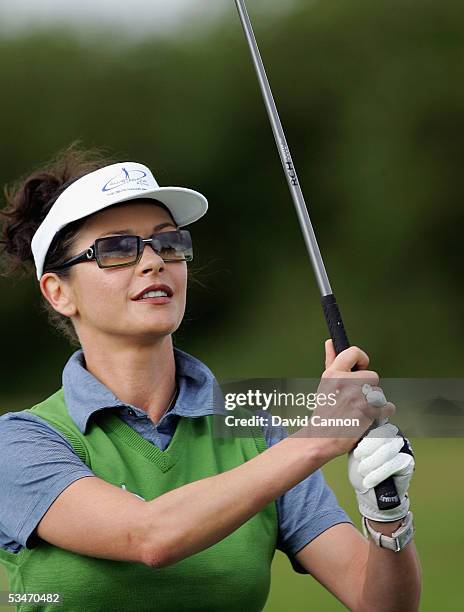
[396,524,415,551]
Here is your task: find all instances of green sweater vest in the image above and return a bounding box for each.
[0,389,278,612]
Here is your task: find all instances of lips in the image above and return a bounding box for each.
[132,284,173,301]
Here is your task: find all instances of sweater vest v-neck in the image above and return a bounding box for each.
[0,389,278,612]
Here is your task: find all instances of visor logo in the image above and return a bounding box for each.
[102,167,149,192]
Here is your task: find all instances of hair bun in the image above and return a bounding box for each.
[23,174,61,222]
[1,143,114,277]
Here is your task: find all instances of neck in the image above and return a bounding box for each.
[80,333,177,425]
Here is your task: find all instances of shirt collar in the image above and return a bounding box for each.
[62,347,227,434]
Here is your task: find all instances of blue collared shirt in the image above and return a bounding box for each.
[0,347,352,572]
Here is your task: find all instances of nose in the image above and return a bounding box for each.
[137,242,165,275]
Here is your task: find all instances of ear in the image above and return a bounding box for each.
[40,273,78,317]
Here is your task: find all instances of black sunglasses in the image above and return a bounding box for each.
[47,229,193,272]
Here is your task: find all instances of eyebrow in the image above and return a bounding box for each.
[98,222,176,238]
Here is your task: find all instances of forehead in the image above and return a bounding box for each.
[80,200,175,237]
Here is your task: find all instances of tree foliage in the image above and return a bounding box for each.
[1,0,463,397]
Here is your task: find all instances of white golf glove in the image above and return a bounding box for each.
[348,422,415,522]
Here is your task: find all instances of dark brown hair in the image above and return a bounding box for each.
[0,143,117,346]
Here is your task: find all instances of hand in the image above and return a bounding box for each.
[348,422,415,521]
[296,340,395,459]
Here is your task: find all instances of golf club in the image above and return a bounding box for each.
[235,0,406,511]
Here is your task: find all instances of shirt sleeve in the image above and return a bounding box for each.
[0,411,95,553]
[259,412,354,574]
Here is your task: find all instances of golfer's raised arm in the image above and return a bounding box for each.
[36,432,333,566]
[34,346,376,562]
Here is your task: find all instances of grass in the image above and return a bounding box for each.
[0,440,461,611]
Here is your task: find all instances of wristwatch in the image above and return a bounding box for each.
[362,511,414,552]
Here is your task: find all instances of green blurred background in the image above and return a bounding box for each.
[0,0,463,609]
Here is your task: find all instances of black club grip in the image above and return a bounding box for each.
[321,293,351,355]
[320,293,404,511]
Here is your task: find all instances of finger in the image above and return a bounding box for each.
[367,385,385,394]
[365,422,398,439]
[393,454,415,476]
[365,389,387,407]
[330,346,370,373]
[357,401,396,425]
[353,423,399,459]
[325,339,337,369]
[363,454,415,489]
[347,370,380,386]
[353,436,385,460]
[379,402,396,420]
[358,437,405,476]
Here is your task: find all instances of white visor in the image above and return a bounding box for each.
[31,161,208,279]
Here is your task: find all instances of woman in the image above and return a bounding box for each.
[0,147,421,611]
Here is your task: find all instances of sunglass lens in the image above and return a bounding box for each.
[153,230,193,262]
[96,236,139,267]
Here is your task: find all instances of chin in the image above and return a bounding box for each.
[107,312,183,341]
[137,322,180,339]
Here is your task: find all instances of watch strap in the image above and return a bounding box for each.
[362,511,414,552]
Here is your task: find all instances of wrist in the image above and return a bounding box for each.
[366,518,403,536]
[306,438,341,466]
[362,511,415,552]
[289,431,338,465]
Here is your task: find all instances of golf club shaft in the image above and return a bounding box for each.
[234,0,351,356]
[235,0,403,511]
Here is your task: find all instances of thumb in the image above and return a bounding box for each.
[325,339,337,369]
